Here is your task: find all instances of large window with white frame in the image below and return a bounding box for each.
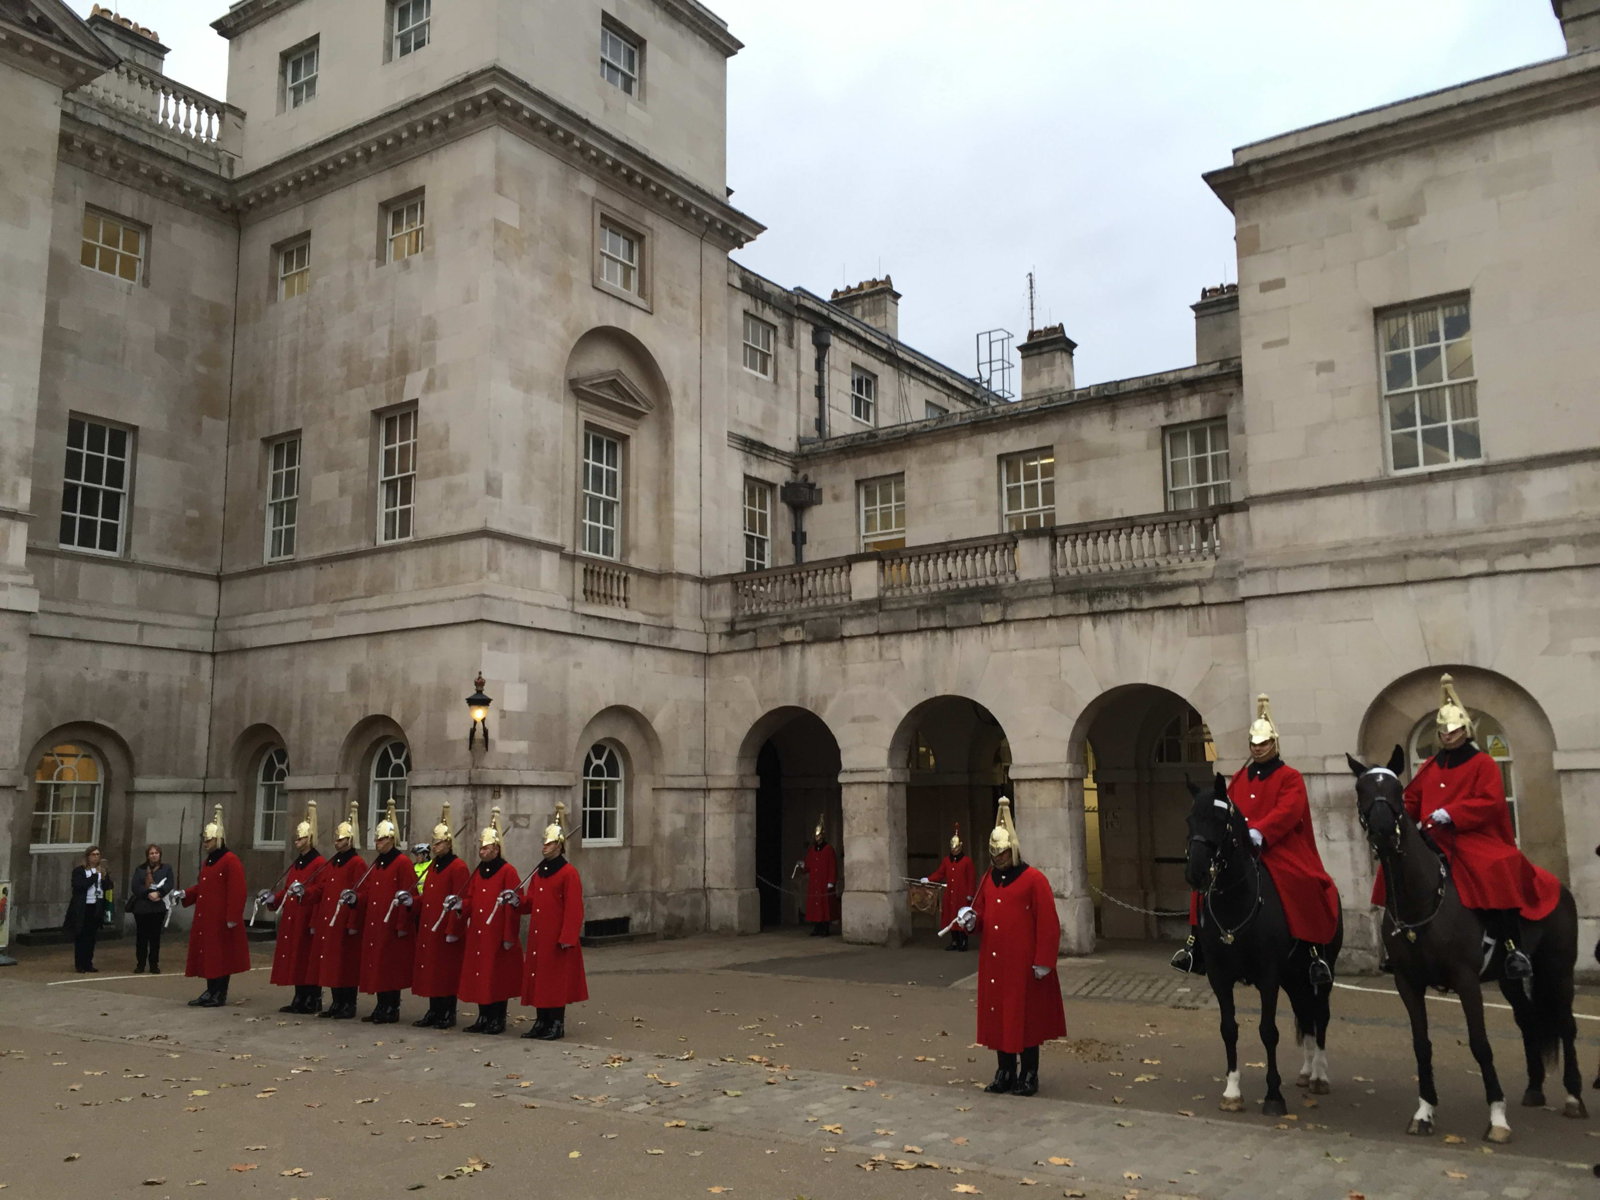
[598,219,640,295]
[858,473,906,552]
[1000,448,1055,531]
[581,742,624,845]
[282,39,318,109]
[1379,296,1479,473]
[391,0,430,58]
[851,366,877,425]
[581,427,623,559]
[743,477,774,571]
[278,237,310,300]
[742,312,775,379]
[1164,418,1230,511]
[60,416,131,556]
[265,434,300,562]
[368,740,411,847]
[255,747,290,847]
[79,209,145,283]
[600,21,641,96]
[378,407,417,544]
[1410,710,1518,841]
[384,194,426,263]
[31,744,103,849]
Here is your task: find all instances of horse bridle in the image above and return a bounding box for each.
[1358,766,1448,942]
[1191,798,1262,946]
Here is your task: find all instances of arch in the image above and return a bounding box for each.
[564,326,673,415]
[231,722,289,850]
[336,715,410,848]
[580,742,626,846]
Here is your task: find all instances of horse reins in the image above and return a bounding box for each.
[1193,803,1263,945]
[1359,766,1448,943]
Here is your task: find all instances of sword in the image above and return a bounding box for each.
[327,858,382,929]
[483,863,537,928]
[250,862,296,927]
[383,889,413,925]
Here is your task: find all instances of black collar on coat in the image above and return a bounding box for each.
[294,849,321,870]
[205,848,227,867]
[477,857,507,879]
[536,854,568,878]
[431,851,457,872]
[1437,741,1481,769]
[1247,756,1284,781]
[331,848,357,866]
[990,861,1027,887]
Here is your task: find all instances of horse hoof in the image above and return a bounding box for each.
[1483,1124,1513,1144]
[1295,1073,1311,1089]
[1260,1096,1288,1117]
[1564,1096,1589,1120]
[1218,1097,1245,1113]
[1406,1118,1433,1137]
[1521,1089,1546,1108]
[1309,1078,1331,1096]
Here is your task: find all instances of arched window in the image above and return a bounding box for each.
[581,743,624,845]
[368,741,411,847]
[32,744,103,849]
[1410,711,1518,841]
[255,748,290,847]
[1152,709,1216,765]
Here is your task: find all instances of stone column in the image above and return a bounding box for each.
[839,768,909,946]
[704,774,759,935]
[1011,765,1096,955]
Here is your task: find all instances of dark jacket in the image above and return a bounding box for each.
[130,862,176,916]
[64,866,111,934]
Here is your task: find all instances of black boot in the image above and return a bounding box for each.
[535,1006,565,1041]
[487,1001,508,1035]
[1308,945,1333,987]
[414,999,443,1028]
[1484,910,1533,980]
[985,1051,1017,1094]
[464,1007,492,1034]
[522,1007,550,1039]
[305,988,324,1014]
[211,978,230,1007]
[375,991,401,1024]
[280,986,303,1014]
[438,999,457,1029]
[952,930,969,952]
[1013,1046,1040,1097]
[187,990,216,1008]
[1170,926,1205,975]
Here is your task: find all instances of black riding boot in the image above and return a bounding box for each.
[1170,926,1205,975]
[1308,944,1333,986]
[1013,1046,1040,1096]
[811,920,830,937]
[535,1006,566,1041]
[1486,910,1532,979]
[438,997,457,1029]
[523,1007,551,1039]
[985,1051,1018,1094]
[415,998,444,1028]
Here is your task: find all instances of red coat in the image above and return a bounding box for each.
[927,853,977,927]
[412,853,471,998]
[267,850,324,987]
[358,851,417,994]
[456,858,523,1005]
[970,865,1067,1053]
[183,848,250,980]
[1373,749,1560,920]
[311,850,367,989]
[519,859,588,1008]
[801,842,839,923]
[1231,762,1339,944]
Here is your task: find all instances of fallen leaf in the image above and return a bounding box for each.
[228,1164,257,1174]
[1123,1172,1141,1181]
[1046,1156,1074,1167]
[1444,1171,1467,1180]
[568,1151,581,1159]
[189,1090,209,1098]
[64,1155,81,1163]
[458,1102,476,1108]
[708,1189,731,1195]
[647,1149,664,1156]
[664,1120,687,1128]
[951,1187,982,1195]
[1443,1134,1465,1144]
[141,1180,165,1187]
[951,1136,968,1146]
[279,1168,308,1178]
[723,1089,743,1097]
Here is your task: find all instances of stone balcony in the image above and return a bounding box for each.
[66,59,242,177]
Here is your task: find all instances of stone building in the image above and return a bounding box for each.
[1,0,1596,967]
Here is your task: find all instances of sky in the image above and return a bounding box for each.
[68,1,1564,388]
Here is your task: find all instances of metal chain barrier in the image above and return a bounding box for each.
[1090,884,1190,919]
[755,873,812,902]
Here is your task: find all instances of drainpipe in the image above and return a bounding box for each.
[781,476,822,565]
[811,325,832,439]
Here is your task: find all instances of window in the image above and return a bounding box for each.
[581,743,624,845]
[743,478,774,571]
[278,238,310,300]
[60,416,131,555]
[378,407,417,543]
[1380,297,1479,472]
[599,220,640,295]
[368,741,411,847]
[1411,711,1518,841]
[1000,449,1055,531]
[600,23,640,96]
[255,748,290,847]
[742,312,775,379]
[79,210,144,283]
[582,427,622,559]
[1164,419,1230,511]
[392,0,430,58]
[283,40,318,109]
[851,366,877,425]
[385,195,426,263]
[925,401,948,420]
[1152,709,1216,765]
[265,435,300,561]
[858,474,905,552]
[31,744,102,849]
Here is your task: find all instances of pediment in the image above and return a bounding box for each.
[0,0,121,82]
[570,369,657,420]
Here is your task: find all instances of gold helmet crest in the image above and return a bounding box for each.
[294,799,318,844]
[949,822,963,854]
[375,798,401,842]
[988,795,1020,860]
[431,801,453,844]
[813,812,826,841]
[335,800,359,844]
[543,800,569,846]
[1248,693,1279,746]
[479,805,504,849]
[1436,673,1473,736]
[202,803,226,844]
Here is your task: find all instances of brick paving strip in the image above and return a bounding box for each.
[3,976,1588,1200]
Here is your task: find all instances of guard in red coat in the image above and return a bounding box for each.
[454,808,522,1035]
[518,802,588,1041]
[412,801,470,1029]
[1173,695,1340,986]
[312,802,368,1020]
[955,796,1066,1097]
[357,800,417,1024]
[923,823,977,951]
[1374,675,1559,979]
[259,800,326,1015]
[795,814,839,936]
[174,804,250,1008]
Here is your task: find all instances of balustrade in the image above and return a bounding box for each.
[879,536,1017,597]
[581,562,631,609]
[731,561,850,617]
[81,61,231,150]
[1054,512,1220,575]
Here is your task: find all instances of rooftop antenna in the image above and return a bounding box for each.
[1027,270,1037,332]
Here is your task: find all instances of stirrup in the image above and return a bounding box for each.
[1503,945,1533,980]
[1169,942,1202,975]
[1309,957,1333,986]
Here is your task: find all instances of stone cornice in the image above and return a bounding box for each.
[209,0,306,40]
[58,110,237,218]
[653,0,743,57]
[0,0,121,89]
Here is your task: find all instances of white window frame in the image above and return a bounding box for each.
[283,40,318,109]
[265,434,301,562]
[385,195,426,264]
[378,407,417,544]
[392,0,430,59]
[278,237,310,300]
[851,366,877,425]
[1411,711,1518,842]
[254,747,290,848]
[1164,418,1231,512]
[581,742,624,846]
[600,23,641,97]
[30,744,103,851]
[581,427,623,560]
[741,312,775,379]
[60,416,131,556]
[79,209,145,284]
[1379,296,1479,474]
[743,477,774,571]
[1000,448,1056,531]
[368,740,411,849]
[599,220,640,295]
[858,473,906,552]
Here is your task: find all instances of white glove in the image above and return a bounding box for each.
[1429,808,1451,825]
[498,889,520,907]
[919,877,929,885]
[396,891,414,907]
[339,888,358,907]
[168,889,186,904]
[442,894,461,911]
[956,906,977,932]
[1248,828,1264,849]
[288,881,306,899]
[1032,965,1050,980]
[256,889,274,906]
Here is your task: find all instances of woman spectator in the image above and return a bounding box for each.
[65,845,111,973]
[130,843,175,974]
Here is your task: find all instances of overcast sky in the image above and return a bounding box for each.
[70,1,1563,387]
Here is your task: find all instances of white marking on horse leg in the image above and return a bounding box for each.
[1412,1098,1435,1125]
[1313,1046,1329,1084]
[1488,1099,1510,1131]
[1300,1034,1315,1079]
[1223,1070,1241,1101]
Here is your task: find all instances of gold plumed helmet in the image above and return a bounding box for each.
[479,805,504,849]
[988,795,1020,860]
[431,801,453,844]
[1248,693,1279,746]
[375,798,401,842]
[814,812,826,841]
[335,800,358,844]
[202,802,226,844]
[294,798,318,844]
[1436,673,1473,736]
[950,822,963,854]
[543,800,569,846]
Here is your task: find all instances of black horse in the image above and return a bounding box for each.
[1184,774,1343,1115]
[1347,747,1586,1142]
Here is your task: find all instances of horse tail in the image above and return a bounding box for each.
[1528,889,1579,1070]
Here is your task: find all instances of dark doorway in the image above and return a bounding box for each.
[756,741,784,928]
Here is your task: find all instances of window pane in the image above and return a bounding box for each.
[1413,345,1442,387]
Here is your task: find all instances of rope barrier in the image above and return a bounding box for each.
[1090,884,1189,919]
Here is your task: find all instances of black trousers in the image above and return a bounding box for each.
[134,912,164,967]
[73,923,99,971]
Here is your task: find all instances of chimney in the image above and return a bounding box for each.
[86,5,169,73]
[1553,0,1600,53]
[1192,284,1240,363]
[830,276,901,339]
[1018,325,1076,399]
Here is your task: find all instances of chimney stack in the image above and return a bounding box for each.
[1192,284,1240,363]
[830,276,900,340]
[1018,325,1076,399]
[86,5,169,73]
[1553,0,1600,53]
